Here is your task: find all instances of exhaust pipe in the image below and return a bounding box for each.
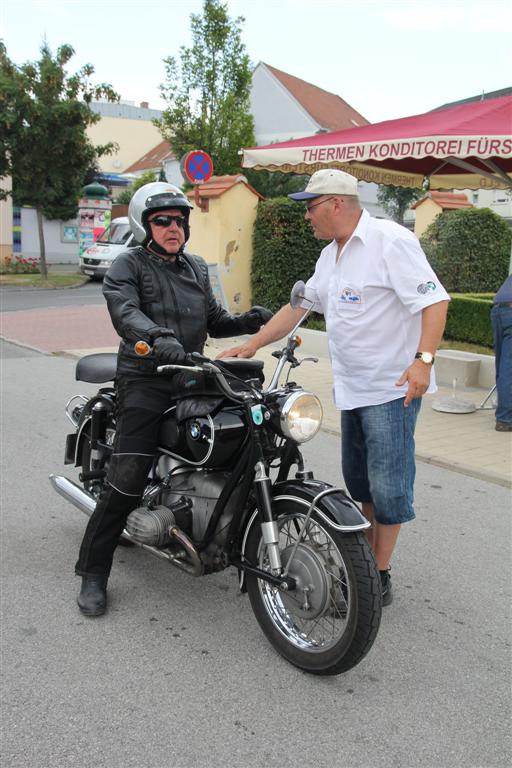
[48,474,203,576]
[49,474,96,516]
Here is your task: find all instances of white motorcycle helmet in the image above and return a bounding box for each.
[128,182,193,246]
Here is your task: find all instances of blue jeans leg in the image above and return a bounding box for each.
[342,397,421,525]
[491,306,512,424]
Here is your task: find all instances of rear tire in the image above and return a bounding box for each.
[245,499,381,675]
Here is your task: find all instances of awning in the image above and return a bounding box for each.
[241,95,512,189]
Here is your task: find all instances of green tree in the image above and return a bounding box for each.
[156,0,255,176]
[114,171,157,204]
[0,41,118,278]
[377,184,423,224]
[244,170,310,199]
[420,207,510,292]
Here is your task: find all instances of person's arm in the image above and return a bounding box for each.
[188,255,273,337]
[102,251,166,341]
[396,300,449,406]
[216,303,305,359]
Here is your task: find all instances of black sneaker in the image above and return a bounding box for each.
[380,569,393,607]
[495,421,512,432]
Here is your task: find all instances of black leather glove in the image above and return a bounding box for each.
[242,306,274,334]
[153,335,188,365]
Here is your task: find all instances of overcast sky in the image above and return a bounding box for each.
[2,0,511,124]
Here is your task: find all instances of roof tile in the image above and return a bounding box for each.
[124,140,175,173]
[413,191,473,210]
[264,63,369,131]
[185,175,264,200]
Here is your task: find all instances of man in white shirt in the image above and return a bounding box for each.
[219,169,449,605]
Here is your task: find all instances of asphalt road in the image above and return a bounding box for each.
[1,342,511,768]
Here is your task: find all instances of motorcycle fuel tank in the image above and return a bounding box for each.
[159,407,246,468]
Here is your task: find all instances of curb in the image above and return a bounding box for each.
[0,335,52,356]
[0,276,89,291]
[414,452,512,489]
[318,423,511,489]
[2,337,507,490]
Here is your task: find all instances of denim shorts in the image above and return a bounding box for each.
[341,397,422,525]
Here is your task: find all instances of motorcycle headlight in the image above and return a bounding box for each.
[279,391,323,443]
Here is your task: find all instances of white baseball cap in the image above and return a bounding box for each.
[289,169,359,200]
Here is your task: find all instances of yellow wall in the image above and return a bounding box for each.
[414,199,442,239]
[87,117,162,173]
[187,184,260,313]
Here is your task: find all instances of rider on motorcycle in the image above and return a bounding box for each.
[75,182,273,617]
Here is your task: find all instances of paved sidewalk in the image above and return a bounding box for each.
[60,335,510,489]
[1,296,510,488]
[205,337,511,489]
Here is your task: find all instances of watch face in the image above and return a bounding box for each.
[417,352,434,364]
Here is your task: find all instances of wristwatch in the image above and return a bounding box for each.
[415,351,435,364]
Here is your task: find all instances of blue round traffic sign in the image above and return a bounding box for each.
[183,150,214,184]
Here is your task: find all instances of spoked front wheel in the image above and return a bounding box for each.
[245,500,382,675]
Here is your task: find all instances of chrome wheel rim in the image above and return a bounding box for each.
[257,514,351,652]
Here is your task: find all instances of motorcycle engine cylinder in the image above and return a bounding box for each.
[125,505,177,547]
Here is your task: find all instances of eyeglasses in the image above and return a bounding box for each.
[148,214,186,228]
[305,196,335,212]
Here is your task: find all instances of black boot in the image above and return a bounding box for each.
[77,575,108,617]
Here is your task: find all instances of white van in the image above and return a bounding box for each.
[79,217,135,279]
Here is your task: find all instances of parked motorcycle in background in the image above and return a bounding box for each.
[50,282,382,675]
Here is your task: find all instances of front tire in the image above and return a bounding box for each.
[245,499,381,675]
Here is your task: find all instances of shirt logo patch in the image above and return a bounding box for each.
[340,287,362,304]
[417,281,437,295]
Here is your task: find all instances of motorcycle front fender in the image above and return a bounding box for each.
[238,478,369,592]
[272,479,369,531]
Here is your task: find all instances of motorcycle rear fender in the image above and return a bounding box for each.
[238,478,369,592]
[73,392,115,467]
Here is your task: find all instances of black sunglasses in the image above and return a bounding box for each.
[148,214,186,228]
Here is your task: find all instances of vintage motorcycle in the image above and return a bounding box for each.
[50,282,382,675]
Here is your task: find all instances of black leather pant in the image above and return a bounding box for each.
[75,375,174,578]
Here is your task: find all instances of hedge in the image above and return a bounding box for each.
[444,294,494,348]
[294,296,495,348]
[251,197,328,311]
[251,199,497,348]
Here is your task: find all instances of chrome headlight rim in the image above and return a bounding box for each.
[279,390,323,443]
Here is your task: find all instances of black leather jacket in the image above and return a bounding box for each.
[102,246,264,375]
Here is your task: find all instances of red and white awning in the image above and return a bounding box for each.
[241,96,512,189]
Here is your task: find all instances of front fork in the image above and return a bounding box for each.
[253,459,283,575]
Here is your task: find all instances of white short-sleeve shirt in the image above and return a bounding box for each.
[304,209,450,410]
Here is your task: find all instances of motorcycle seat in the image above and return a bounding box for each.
[76,353,118,383]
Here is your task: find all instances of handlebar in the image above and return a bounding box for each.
[156,356,257,403]
[133,340,246,401]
